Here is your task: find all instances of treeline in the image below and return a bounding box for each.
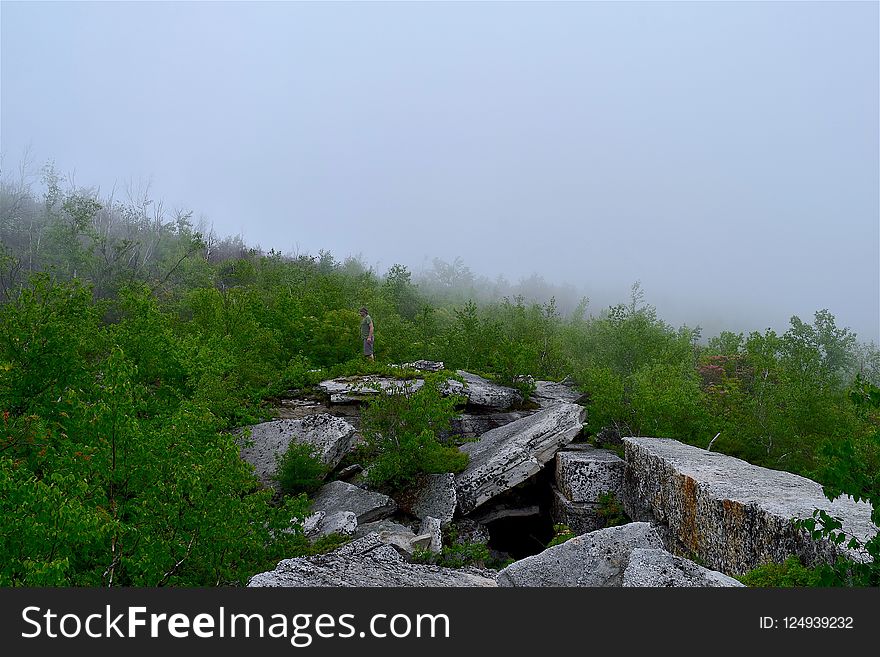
[1,167,878,585]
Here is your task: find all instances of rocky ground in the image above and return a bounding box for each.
[238,361,877,587]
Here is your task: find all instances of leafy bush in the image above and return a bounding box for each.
[272,442,327,496]
[547,524,575,547]
[597,492,630,527]
[359,374,468,491]
[738,556,831,587]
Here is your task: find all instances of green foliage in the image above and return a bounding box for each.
[272,442,328,496]
[3,170,879,587]
[596,492,630,527]
[738,556,832,588]
[547,524,575,547]
[412,542,492,569]
[359,375,468,491]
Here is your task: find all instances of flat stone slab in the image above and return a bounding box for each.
[311,480,397,524]
[318,377,425,404]
[446,371,523,409]
[303,511,358,539]
[556,448,625,503]
[396,473,458,526]
[551,487,604,535]
[239,414,358,487]
[389,360,446,372]
[623,436,878,575]
[445,411,532,441]
[353,519,420,554]
[623,548,744,587]
[456,402,587,515]
[532,381,584,408]
[248,534,498,587]
[496,522,663,586]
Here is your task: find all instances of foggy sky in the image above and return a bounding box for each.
[1,1,878,342]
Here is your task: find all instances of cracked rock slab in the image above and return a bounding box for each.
[455,402,586,515]
[556,448,625,503]
[623,548,744,587]
[311,480,397,524]
[248,534,498,587]
[623,436,878,574]
[239,414,358,487]
[496,522,663,587]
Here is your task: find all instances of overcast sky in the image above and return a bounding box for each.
[1,1,878,341]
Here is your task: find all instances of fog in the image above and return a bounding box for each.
[1,1,877,341]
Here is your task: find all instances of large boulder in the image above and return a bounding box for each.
[445,411,532,441]
[531,380,585,408]
[446,371,523,409]
[353,519,421,554]
[551,487,605,535]
[311,480,397,524]
[455,402,586,515]
[496,522,663,586]
[395,473,458,526]
[303,511,358,540]
[556,447,625,503]
[239,414,358,487]
[622,548,744,587]
[248,534,497,587]
[623,436,878,575]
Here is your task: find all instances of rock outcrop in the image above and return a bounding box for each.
[455,402,586,514]
[396,473,458,527]
[531,380,584,408]
[623,436,878,574]
[622,548,744,587]
[318,377,424,404]
[496,523,663,586]
[239,414,358,487]
[248,534,497,587]
[310,480,397,524]
[303,511,358,540]
[446,371,523,409]
[551,447,626,533]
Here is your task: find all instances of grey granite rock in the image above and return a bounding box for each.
[239,414,358,487]
[396,473,458,526]
[622,436,878,575]
[531,380,585,408]
[445,411,532,441]
[623,548,745,587]
[389,360,445,372]
[550,487,604,535]
[248,534,497,587]
[456,402,587,514]
[311,480,397,524]
[303,511,358,539]
[318,377,425,404]
[496,522,663,587]
[419,516,443,554]
[446,371,523,409]
[450,519,491,546]
[353,519,419,554]
[556,448,625,503]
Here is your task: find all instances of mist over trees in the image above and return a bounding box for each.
[1,165,878,586]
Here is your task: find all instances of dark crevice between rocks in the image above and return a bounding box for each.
[474,468,557,560]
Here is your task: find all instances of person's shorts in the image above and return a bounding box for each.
[363,338,374,356]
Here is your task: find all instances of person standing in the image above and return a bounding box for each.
[359,307,374,361]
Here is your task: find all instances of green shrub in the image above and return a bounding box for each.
[272,442,327,496]
[547,524,574,547]
[359,374,468,491]
[738,556,832,587]
[597,492,630,527]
